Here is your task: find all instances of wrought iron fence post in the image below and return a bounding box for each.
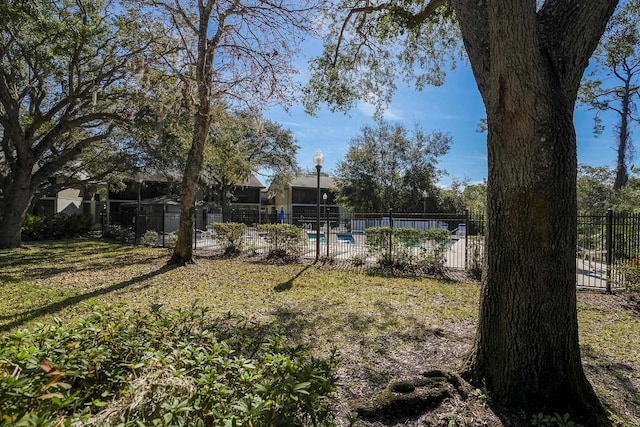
[162,204,166,247]
[388,208,393,262]
[606,209,613,293]
[464,209,469,269]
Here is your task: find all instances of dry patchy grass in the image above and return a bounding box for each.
[1,240,639,426]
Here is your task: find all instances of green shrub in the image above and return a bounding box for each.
[467,236,485,281]
[212,222,247,255]
[0,306,339,426]
[365,226,451,272]
[415,228,451,276]
[258,224,304,261]
[140,230,159,247]
[21,213,93,241]
[102,224,135,243]
[531,412,577,427]
[619,261,640,292]
[167,233,178,249]
[21,214,47,240]
[351,254,366,267]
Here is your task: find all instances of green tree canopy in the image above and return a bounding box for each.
[577,165,616,215]
[335,121,451,213]
[202,110,300,218]
[0,0,163,248]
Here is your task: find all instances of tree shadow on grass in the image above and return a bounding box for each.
[582,343,640,421]
[0,264,178,333]
[1,241,166,283]
[273,265,312,292]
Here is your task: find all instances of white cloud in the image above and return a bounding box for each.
[356,101,403,121]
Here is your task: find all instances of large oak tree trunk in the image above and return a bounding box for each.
[451,1,617,422]
[469,78,603,417]
[0,166,35,249]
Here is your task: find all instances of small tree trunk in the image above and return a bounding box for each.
[168,2,214,266]
[169,112,209,265]
[614,85,631,191]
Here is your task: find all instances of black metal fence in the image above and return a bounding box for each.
[102,208,640,290]
[577,210,640,291]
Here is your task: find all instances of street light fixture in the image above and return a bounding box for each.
[136,172,143,244]
[323,192,329,259]
[313,149,324,262]
[422,189,428,220]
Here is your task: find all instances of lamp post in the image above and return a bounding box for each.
[323,192,329,259]
[313,149,324,262]
[422,189,428,220]
[136,173,143,244]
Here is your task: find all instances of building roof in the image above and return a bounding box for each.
[236,175,265,189]
[290,175,335,189]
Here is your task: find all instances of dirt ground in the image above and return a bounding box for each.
[330,290,640,427]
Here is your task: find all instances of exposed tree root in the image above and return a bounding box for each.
[351,370,473,422]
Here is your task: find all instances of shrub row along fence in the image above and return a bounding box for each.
[106,210,486,272]
[101,209,640,291]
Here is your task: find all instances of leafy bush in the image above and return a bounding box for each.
[167,233,178,249]
[531,412,577,427]
[365,226,450,272]
[351,254,366,267]
[102,224,135,243]
[619,261,640,292]
[467,235,485,281]
[21,214,47,240]
[212,222,247,256]
[258,224,304,261]
[0,306,339,426]
[21,213,93,241]
[140,230,159,247]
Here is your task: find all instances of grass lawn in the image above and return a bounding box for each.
[1,239,639,426]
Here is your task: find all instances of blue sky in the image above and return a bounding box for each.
[265,40,621,188]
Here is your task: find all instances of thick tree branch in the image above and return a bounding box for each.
[407,0,447,28]
[537,0,618,101]
[449,0,490,98]
[32,127,114,189]
[32,112,124,159]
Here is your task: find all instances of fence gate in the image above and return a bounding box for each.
[577,210,640,291]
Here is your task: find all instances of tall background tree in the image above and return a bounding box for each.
[577,164,616,215]
[202,110,300,221]
[0,0,161,249]
[144,0,317,265]
[307,0,618,422]
[579,0,640,191]
[439,179,487,213]
[335,122,450,213]
[577,163,640,213]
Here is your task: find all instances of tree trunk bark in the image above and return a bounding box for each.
[614,84,631,191]
[467,85,606,420]
[0,169,35,249]
[168,111,209,265]
[451,1,617,423]
[168,3,214,266]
